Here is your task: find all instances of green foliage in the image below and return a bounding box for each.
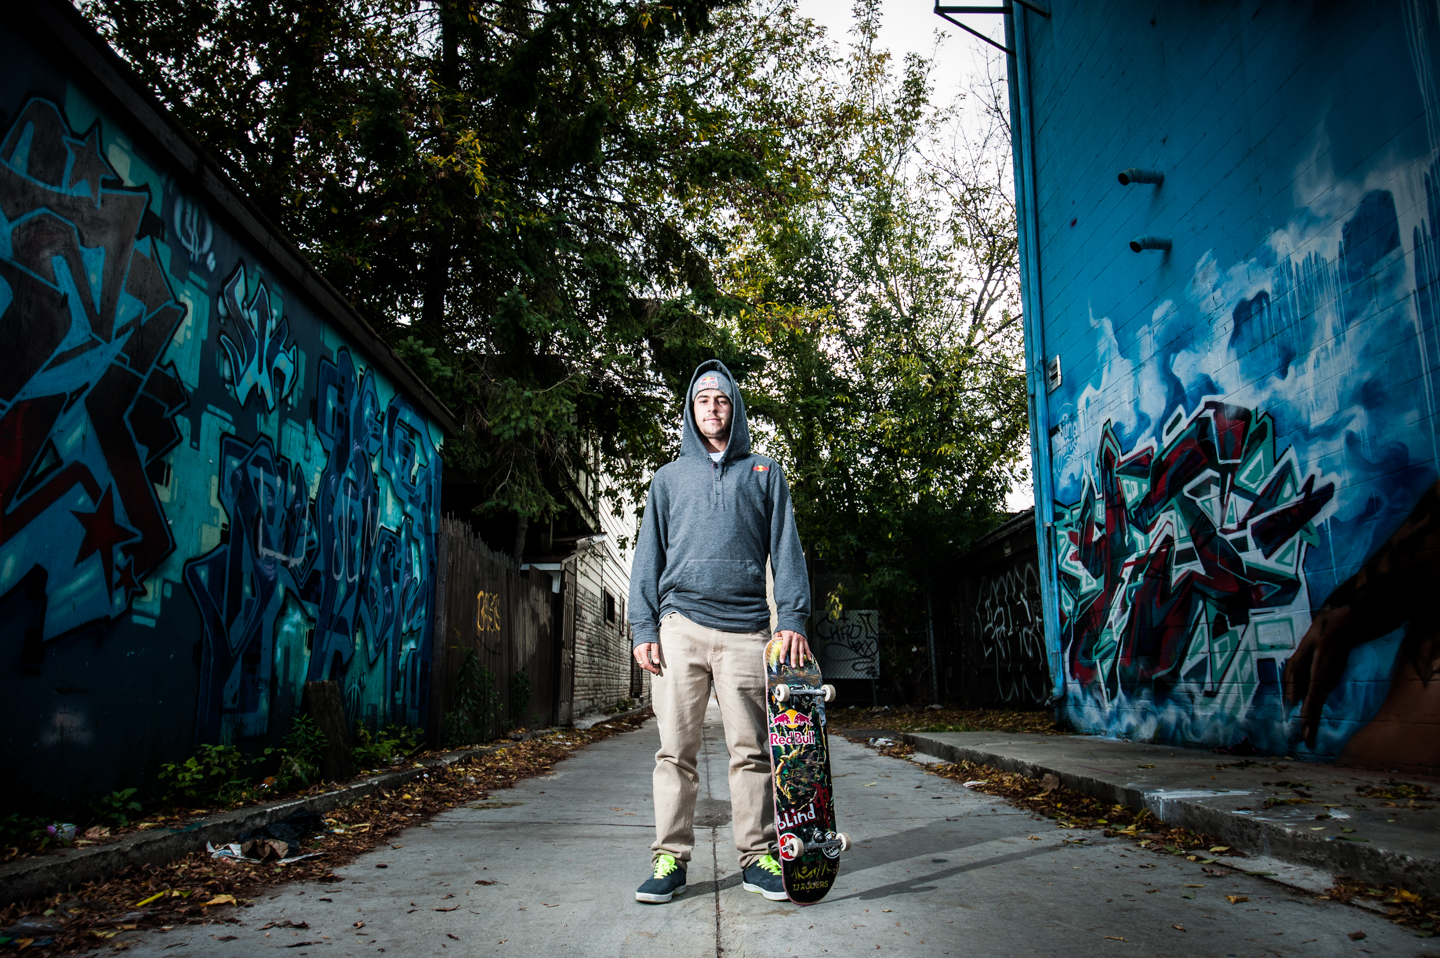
[603,697,638,715]
[89,788,143,828]
[508,669,531,729]
[263,714,330,791]
[158,744,256,807]
[351,724,422,770]
[79,0,831,522]
[443,647,502,746]
[80,0,1029,700]
[0,813,49,853]
[729,3,1028,699]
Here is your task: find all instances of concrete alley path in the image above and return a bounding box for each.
[114,704,1418,957]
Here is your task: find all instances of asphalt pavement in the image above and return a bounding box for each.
[108,703,1421,957]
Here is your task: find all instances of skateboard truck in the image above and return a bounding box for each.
[771,683,836,705]
[778,831,852,860]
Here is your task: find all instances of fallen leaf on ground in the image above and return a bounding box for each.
[1226,895,1248,904]
[1348,931,1366,941]
[434,905,459,912]
[1172,924,1186,932]
[202,895,236,907]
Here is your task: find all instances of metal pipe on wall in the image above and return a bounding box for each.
[1006,7,1066,706]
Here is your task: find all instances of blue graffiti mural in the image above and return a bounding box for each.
[0,96,441,756]
[219,262,297,412]
[0,97,188,641]
[1056,400,1336,752]
[184,347,440,742]
[1054,147,1440,762]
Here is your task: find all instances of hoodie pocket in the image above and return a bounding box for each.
[665,559,764,601]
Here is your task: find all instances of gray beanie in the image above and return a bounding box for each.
[691,367,734,401]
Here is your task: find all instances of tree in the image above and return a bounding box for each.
[80,0,832,527]
[83,0,1031,693]
[729,3,1028,698]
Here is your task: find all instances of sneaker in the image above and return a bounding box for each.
[636,854,687,903]
[741,853,787,901]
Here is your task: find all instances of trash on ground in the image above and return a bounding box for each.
[45,823,76,846]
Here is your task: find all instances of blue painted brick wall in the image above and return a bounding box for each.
[1019,0,1440,771]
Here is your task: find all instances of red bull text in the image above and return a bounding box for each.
[770,708,816,746]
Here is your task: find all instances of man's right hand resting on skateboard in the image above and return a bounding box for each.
[628,360,812,904]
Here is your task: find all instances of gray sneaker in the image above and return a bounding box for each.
[741,853,787,901]
[636,853,687,903]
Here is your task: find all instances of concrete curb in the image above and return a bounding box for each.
[899,732,1440,897]
[0,744,515,908]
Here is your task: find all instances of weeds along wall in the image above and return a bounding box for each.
[1014,1,1440,771]
[0,6,454,815]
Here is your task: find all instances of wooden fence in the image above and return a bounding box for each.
[427,516,564,744]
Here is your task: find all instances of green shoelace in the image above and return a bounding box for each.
[756,854,782,875]
[653,854,680,878]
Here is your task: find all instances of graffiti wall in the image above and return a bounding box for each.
[1020,0,1440,770]
[933,511,1048,709]
[1,10,448,813]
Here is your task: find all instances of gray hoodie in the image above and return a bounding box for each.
[627,360,811,646]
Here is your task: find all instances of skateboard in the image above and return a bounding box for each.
[763,635,850,905]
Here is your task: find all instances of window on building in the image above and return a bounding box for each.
[604,589,616,623]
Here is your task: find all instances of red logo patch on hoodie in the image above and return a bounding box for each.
[753,465,768,472]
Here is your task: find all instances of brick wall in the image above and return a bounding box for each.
[569,541,649,720]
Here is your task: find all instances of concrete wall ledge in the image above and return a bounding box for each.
[900,731,1440,897]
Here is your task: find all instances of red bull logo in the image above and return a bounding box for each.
[770,708,815,746]
[772,708,812,728]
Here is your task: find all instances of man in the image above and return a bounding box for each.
[628,359,811,904]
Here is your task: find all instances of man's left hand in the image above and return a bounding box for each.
[774,629,810,668]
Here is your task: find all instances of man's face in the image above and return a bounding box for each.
[693,389,733,443]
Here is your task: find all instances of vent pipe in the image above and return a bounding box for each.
[1118,168,1164,186]
[1129,235,1172,253]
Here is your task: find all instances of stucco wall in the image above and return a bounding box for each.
[1020,0,1440,770]
[1,8,448,813]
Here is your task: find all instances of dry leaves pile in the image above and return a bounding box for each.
[835,706,1067,735]
[924,757,1245,860]
[1324,878,1440,937]
[0,712,651,956]
[848,733,1244,862]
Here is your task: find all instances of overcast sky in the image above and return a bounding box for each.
[792,0,1006,106]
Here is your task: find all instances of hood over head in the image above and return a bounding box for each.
[682,359,750,460]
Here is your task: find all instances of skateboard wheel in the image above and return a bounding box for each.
[838,832,851,852]
[821,684,836,703]
[779,833,805,860]
[773,684,791,704]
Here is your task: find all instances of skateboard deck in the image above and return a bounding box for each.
[763,636,845,905]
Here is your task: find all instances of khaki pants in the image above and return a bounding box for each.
[650,612,774,868]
